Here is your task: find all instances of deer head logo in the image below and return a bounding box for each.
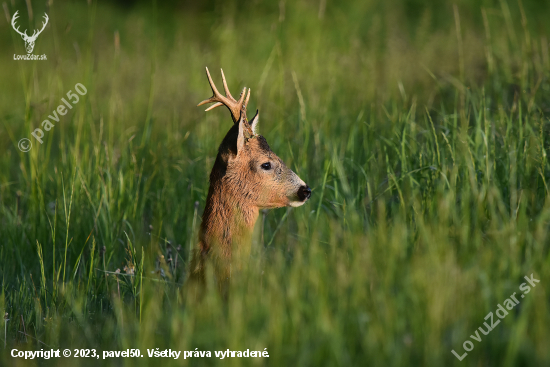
[11,11,49,54]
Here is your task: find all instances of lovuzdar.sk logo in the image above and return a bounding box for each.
[11,10,48,60]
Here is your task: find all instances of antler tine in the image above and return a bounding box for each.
[220,69,235,102]
[244,88,251,110]
[197,67,226,106]
[36,13,49,35]
[204,102,224,112]
[235,88,251,123]
[236,87,246,105]
[11,10,27,37]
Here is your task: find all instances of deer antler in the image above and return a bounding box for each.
[197,67,251,124]
[11,11,28,38]
[30,13,49,39]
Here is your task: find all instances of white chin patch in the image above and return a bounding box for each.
[289,200,306,207]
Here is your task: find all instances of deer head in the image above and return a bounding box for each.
[11,11,49,54]
[197,68,311,212]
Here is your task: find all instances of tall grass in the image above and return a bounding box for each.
[0,0,549,366]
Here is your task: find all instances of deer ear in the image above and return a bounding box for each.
[250,110,259,135]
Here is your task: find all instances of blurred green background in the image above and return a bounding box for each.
[1,0,550,365]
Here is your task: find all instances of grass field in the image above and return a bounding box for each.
[1,0,550,365]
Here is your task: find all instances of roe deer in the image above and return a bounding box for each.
[188,68,311,295]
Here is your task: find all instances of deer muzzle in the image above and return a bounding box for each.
[289,183,311,207]
[297,185,311,201]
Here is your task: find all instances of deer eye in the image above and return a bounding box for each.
[261,162,272,170]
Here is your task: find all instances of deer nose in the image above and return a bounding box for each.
[298,185,311,201]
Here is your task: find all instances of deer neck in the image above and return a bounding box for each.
[199,159,259,258]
